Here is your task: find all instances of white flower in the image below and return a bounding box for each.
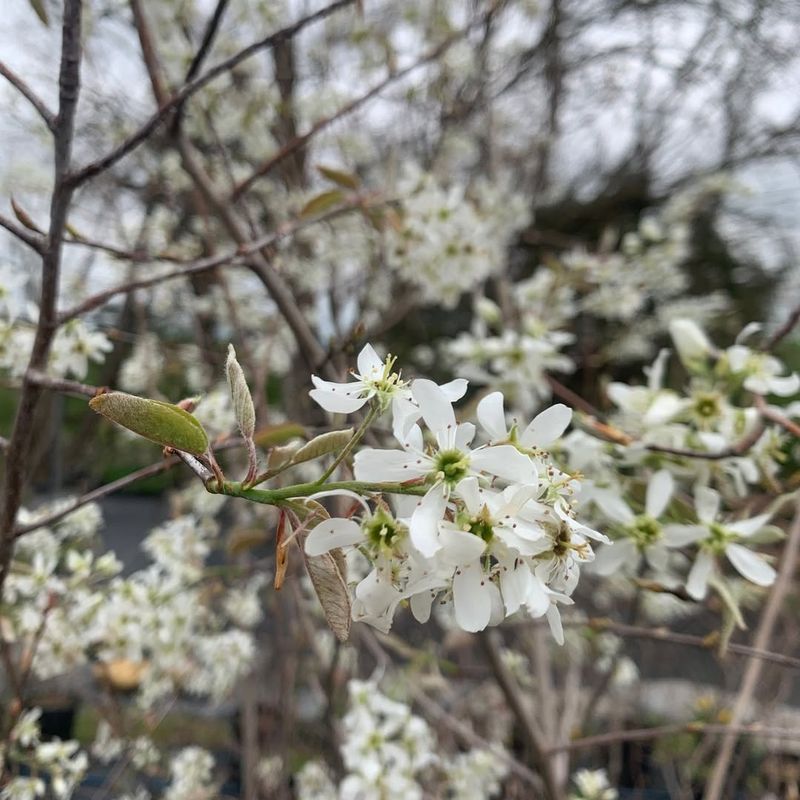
[726,344,800,397]
[0,778,46,800]
[669,318,715,370]
[476,391,572,449]
[674,487,776,600]
[570,768,618,800]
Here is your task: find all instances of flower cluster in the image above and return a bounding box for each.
[307,344,607,640]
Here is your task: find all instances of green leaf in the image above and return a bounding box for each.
[89,392,209,456]
[317,164,360,190]
[267,443,301,470]
[299,189,344,219]
[291,429,353,464]
[225,344,255,440]
[28,0,49,25]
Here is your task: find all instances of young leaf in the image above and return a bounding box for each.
[299,189,344,219]
[11,197,45,234]
[28,0,50,25]
[292,429,354,464]
[317,164,360,190]
[89,392,209,455]
[225,344,256,440]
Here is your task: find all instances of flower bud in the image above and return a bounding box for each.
[669,319,714,370]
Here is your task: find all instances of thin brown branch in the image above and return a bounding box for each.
[66,0,356,188]
[0,212,45,254]
[703,500,800,800]
[58,199,365,323]
[0,60,56,132]
[24,369,102,398]
[756,396,800,439]
[231,24,480,200]
[546,721,800,754]
[547,375,604,418]
[764,301,800,350]
[582,618,800,671]
[480,630,563,800]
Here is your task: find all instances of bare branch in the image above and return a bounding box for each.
[0,59,56,132]
[25,369,101,398]
[0,0,84,599]
[58,198,365,323]
[66,0,357,188]
[764,301,800,350]
[703,500,800,800]
[480,630,563,800]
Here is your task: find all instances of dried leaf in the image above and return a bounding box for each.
[299,531,351,642]
[274,510,289,591]
[89,392,209,455]
[299,189,344,219]
[292,429,353,464]
[225,344,255,440]
[317,164,360,190]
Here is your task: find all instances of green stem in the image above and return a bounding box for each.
[317,404,380,484]
[212,478,427,506]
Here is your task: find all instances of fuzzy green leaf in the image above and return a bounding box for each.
[89,392,209,455]
[292,429,353,464]
[225,344,255,440]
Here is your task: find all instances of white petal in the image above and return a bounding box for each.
[735,322,762,344]
[453,422,476,450]
[477,392,508,442]
[439,378,468,402]
[662,524,708,547]
[307,489,371,515]
[500,562,531,615]
[471,445,536,484]
[487,581,505,627]
[525,575,549,617]
[727,514,771,538]
[644,544,669,572]
[391,394,420,442]
[591,539,637,576]
[410,590,435,623]
[411,378,455,434]
[520,404,572,448]
[357,343,383,377]
[645,470,674,519]
[767,374,800,397]
[437,524,487,566]
[455,476,482,514]
[725,543,776,587]
[409,488,447,557]
[686,551,714,600]
[643,394,688,426]
[305,518,364,556]
[353,448,428,482]
[694,486,721,524]
[595,491,635,525]
[309,386,368,414]
[545,603,564,646]
[453,565,492,632]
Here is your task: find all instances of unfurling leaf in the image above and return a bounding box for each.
[292,429,354,464]
[317,164,360,190]
[11,197,44,234]
[299,531,351,642]
[267,443,301,470]
[89,391,209,455]
[28,0,50,25]
[299,189,344,218]
[225,344,256,440]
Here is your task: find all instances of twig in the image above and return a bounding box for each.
[58,199,365,323]
[764,301,800,350]
[756,396,800,439]
[581,618,800,671]
[66,0,356,188]
[25,369,102,398]
[702,500,800,800]
[546,721,800,754]
[480,630,563,800]
[0,60,56,132]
